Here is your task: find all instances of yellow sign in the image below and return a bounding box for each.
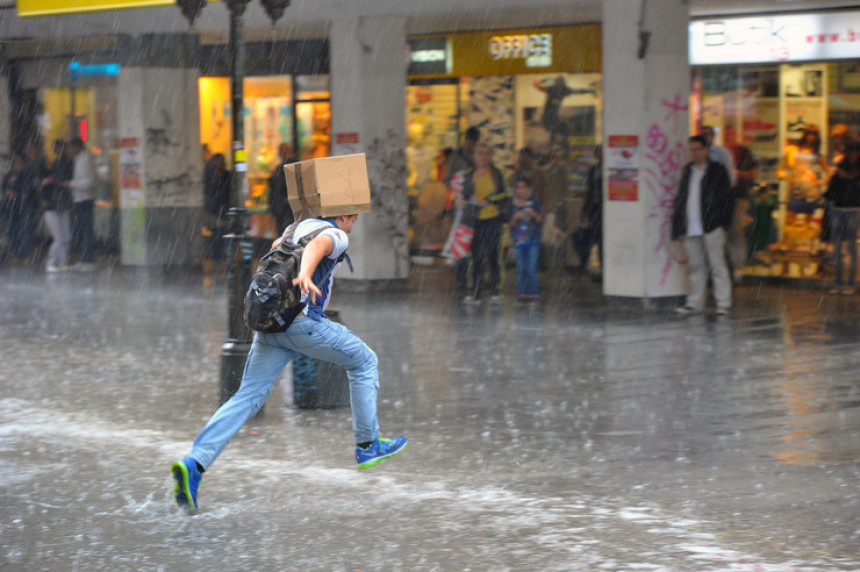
[18,0,216,17]
[409,25,601,78]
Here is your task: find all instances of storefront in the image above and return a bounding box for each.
[689,9,860,280]
[405,25,602,259]
[197,39,330,237]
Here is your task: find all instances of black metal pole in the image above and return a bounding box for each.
[220,0,255,408]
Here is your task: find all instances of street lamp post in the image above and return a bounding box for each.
[177,0,291,406]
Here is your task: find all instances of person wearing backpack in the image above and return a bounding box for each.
[171,213,407,514]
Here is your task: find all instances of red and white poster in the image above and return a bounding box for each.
[119,137,141,190]
[333,132,361,156]
[607,135,639,202]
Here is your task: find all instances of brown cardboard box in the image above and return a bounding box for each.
[284,154,372,218]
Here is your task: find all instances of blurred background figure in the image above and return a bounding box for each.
[268,142,298,234]
[573,145,603,272]
[824,139,860,295]
[202,153,231,271]
[41,139,74,272]
[68,137,97,271]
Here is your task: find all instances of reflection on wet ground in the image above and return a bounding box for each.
[0,263,858,570]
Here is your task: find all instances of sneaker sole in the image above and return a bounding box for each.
[171,461,198,514]
[356,441,407,470]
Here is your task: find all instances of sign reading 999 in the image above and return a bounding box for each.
[488,34,553,68]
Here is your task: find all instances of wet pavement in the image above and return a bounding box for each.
[1,260,858,571]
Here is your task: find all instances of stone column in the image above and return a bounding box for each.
[602,0,689,300]
[117,66,202,267]
[329,16,409,284]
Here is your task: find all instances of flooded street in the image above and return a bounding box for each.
[1,264,858,571]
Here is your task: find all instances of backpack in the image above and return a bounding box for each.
[243,221,348,333]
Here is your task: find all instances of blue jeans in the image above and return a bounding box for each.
[190,315,380,469]
[515,244,539,295]
[831,207,860,286]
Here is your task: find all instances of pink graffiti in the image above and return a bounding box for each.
[661,93,688,122]
[642,113,688,285]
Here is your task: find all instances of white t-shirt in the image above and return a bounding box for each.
[686,163,706,237]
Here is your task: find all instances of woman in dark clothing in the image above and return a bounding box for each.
[42,139,74,271]
[824,140,860,295]
[203,153,232,261]
[1,153,32,261]
[459,143,509,304]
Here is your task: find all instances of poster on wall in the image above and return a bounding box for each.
[333,132,361,156]
[119,137,141,190]
[607,135,639,202]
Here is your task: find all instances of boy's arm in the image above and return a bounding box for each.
[292,234,334,303]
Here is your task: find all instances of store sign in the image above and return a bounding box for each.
[690,10,860,64]
[18,0,216,17]
[408,25,600,78]
[407,38,451,77]
[488,34,552,68]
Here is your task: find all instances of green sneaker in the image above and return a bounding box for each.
[355,436,407,469]
[171,455,202,514]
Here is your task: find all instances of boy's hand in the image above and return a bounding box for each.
[292,273,321,304]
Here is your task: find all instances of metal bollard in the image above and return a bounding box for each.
[292,309,350,409]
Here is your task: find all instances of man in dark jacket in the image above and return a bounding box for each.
[671,135,734,315]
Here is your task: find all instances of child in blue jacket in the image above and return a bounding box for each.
[509,176,542,299]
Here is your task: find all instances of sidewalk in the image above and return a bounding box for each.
[0,261,857,571]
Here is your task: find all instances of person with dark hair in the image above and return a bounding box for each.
[67,137,96,271]
[202,153,232,266]
[574,144,603,271]
[41,139,74,272]
[461,143,509,304]
[671,135,734,315]
[823,140,860,295]
[701,126,736,188]
[444,127,481,289]
[443,127,480,188]
[508,175,542,300]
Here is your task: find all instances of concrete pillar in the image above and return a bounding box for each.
[329,16,409,283]
[117,66,202,267]
[602,0,689,299]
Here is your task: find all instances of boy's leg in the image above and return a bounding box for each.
[283,317,380,444]
[190,335,293,469]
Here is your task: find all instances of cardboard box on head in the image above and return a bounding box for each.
[284,154,372,219]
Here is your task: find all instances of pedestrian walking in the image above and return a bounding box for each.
[509,175,542,300]
[461,143,509,305]
[824,139,860,295]
[67,137,97,271]
[573,145,603,271]
[171,213,407,514]
[202,153,231,269]
[41,139,74,272]
[444,126,481,290]
[672,135,734,315]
